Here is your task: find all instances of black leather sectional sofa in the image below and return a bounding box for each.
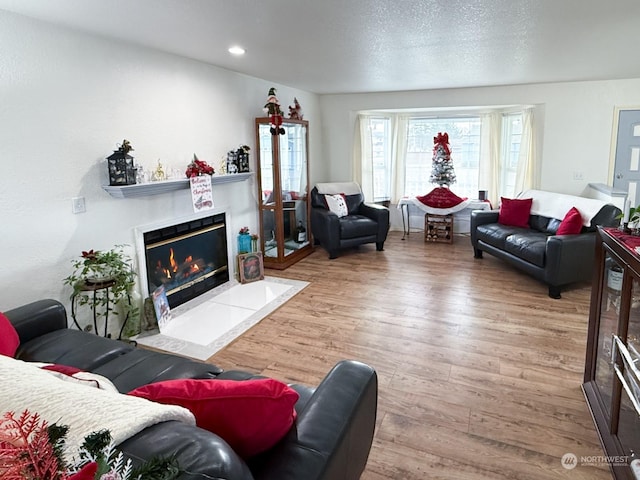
[5,299,378,480]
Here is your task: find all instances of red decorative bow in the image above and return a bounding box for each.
[433,132,451,155]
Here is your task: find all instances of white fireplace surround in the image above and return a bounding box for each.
[134,206,234,301]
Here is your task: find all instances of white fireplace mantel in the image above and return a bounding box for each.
[102,173,252,198]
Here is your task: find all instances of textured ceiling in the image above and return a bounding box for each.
[1,0,639,94]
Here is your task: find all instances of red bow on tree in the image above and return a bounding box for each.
[433,132,451,155]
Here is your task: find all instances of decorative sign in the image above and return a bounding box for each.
[190,175,214,212]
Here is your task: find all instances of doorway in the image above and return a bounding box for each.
[612,108,640,207]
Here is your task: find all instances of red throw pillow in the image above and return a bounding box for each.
[128,378,299,458]
[556,206,583,235]
[498,197,532,228]
[68,462,98,480]
[0,312,19,357]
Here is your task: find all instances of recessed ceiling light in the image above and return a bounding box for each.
[228,46,246,56]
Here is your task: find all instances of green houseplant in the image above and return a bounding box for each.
[616,205,640,232]
[64,245,140,339]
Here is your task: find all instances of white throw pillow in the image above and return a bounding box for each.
[324,194,348,217]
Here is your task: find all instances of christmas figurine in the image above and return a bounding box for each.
[263,87,285,135]
[288,97,303,120]
[430,132,456,187]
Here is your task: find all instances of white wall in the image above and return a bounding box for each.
[319,80,640,197]
[0,10,323,311]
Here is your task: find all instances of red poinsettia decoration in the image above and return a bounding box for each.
[185,154,215,178]
[0,410,98,480]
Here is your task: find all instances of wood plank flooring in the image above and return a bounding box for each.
[208,231,611,479]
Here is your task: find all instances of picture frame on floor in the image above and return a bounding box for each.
[238,251,264,284]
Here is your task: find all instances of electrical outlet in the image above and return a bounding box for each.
[573,171,584,181]
[72,196,86,214]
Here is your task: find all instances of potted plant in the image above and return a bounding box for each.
[64,245,140,339]
[617,205,640,234]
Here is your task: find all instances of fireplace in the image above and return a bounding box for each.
[137,212,229,309]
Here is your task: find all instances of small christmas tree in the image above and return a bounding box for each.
[429,132,456,187]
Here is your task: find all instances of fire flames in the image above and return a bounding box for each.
[154,248,205,283]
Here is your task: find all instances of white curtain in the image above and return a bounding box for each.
[514,107,538,194]
[479,112,502,206]
[353,114,374,200]
[390,115,409,203]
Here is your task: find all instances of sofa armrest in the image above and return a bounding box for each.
[545,232,597,286]
[470,210,499,248]
[359,203,390,242]
[4,299,68,345]
[310,207,341,252]
[254,360,378,480]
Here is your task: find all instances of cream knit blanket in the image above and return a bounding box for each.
[517,189,609,226]
[0,355,195,461]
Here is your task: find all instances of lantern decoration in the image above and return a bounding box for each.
[107,139,136,186]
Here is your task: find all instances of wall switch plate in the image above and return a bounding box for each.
[72,196,86,214]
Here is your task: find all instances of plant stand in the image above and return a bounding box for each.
[425,213,453,244]
[70,279,132,340]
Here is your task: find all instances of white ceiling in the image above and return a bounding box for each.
[1,0,639,94]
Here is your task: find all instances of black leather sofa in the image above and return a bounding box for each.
[310,182,390,259]
[470,194,621,299]
[5,299,378,480]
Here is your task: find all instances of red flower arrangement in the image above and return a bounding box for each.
[185,154,214,178]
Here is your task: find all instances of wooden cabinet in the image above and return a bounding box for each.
[584,227,640,479]
[255,117,312,269]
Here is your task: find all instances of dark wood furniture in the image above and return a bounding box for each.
[583,226,640,479]
[255,117,312,269]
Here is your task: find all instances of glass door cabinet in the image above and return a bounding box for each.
[584,227,640,479]
[255,117,312,269]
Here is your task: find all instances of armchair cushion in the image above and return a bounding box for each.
[340,215,380,239]
[324,193,349,217]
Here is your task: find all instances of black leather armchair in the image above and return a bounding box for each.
[310,182,390,259]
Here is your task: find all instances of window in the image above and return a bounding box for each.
[368,117,392,202]
[405,117,481,199]
[358,109,529,203]
[499,113,523,198]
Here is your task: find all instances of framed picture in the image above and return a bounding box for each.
[238,251,264,284]
[151,285,172,333]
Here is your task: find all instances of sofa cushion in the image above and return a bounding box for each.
[340,215,379,239]
[93,348,222,393]
[499,197,532,228]
[128,378,299,459]
[557,207,584,235]
[0,312,19,357]
[476,223,525,250]
[16,328,134,370]
[504,232,550,267]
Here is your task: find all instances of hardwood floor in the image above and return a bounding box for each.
[209,231,611,479]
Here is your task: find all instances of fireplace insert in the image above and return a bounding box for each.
[142,213,228,309]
